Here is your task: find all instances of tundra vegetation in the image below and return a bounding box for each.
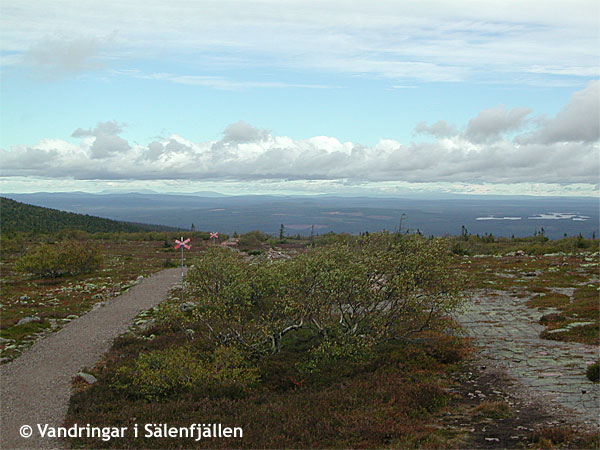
[0,203,598,448]
[0,229,221,358]
[109,234,468,402]
[63,232,598,449]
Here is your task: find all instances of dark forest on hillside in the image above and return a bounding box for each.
[0,197,177,234]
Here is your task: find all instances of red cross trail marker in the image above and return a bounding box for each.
[174,236,190,302]
[210,232,218,245]
[174,238,191,250]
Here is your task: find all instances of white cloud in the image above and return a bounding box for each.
[1,1,597,84]
[70,121,130,159]
[518,80,600,143]
[465,106,531,143]
[72,120,124,138]
[1,84,597,188]
[222,121,270,143]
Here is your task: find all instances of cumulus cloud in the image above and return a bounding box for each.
[72,120,124,138]
[71,121,130,159]
[465,106,532,143]
[1,84,598,185]
[518,80,599,144]
[222,121,270,143]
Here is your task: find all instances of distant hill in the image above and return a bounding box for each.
[3,192,598,239]
[0,197,179,233]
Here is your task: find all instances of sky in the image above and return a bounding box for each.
[0,0,599,197]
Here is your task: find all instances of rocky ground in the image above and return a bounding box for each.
[446,287,599,448]
[457,290,599,429]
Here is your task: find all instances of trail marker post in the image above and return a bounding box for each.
[174,237,191,302]
[210,231,218,245]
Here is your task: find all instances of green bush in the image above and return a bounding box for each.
[111,345,259,400]
[154,302,192,332]
[0,233,26,254]
[188,234,467,362]
[587,360,599,382]
[14,240,103,278]
[238,230,271,249]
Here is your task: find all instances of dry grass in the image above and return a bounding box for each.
[471,400,513,420]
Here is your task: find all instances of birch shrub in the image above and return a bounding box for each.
[186,234,467,366]
[15,240,103,278]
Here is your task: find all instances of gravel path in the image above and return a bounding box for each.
[456,289,600,430]
[0,268,184,449]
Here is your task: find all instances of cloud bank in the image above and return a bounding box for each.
[1,81,598,187]
[2,1,598,84]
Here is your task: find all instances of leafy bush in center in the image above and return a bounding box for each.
[187,233,467,368]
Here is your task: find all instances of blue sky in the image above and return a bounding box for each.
[1,1,598,196]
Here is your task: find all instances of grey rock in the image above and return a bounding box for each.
[180,302,196,312]
[91,302,106,311]
[566,321,595,329]
[17,316,41,326]
[77,372,97,384]
[19,295,29,301]
[138,318,156,331]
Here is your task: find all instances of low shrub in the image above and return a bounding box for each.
[539,313,566,325]
[425,334,472,365]
[187,235,467,361]
[237,230,271,249]
[0,233,26,254]
[162,257,179,268]
[296,334,376,375]
[587,360,600,382]
[154,302,195,333]
[111,345,259,401]
[14,240,103,278]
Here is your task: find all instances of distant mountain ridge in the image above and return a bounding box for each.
[0,197,180,233]
[2,192,598,239]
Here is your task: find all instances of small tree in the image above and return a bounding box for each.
[461,225,469,241]
[279,224,285,241]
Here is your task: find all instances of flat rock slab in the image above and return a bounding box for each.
[456,290,600,430]
[0,268,184,449]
